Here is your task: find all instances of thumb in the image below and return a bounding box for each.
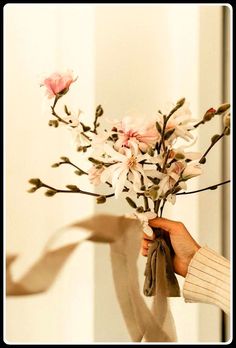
[148,217,178,235]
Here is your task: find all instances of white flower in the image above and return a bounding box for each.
[158,161,186,198]
[88,165,104,186]
[182,163,202,180]
[133,211,157,237]
[64,110,91,148]
[69,124,91,148]
[157,101,195,143]
[98,145,150,198]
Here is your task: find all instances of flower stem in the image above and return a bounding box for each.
[160,198,167,217]
[141,175,149,211]
[176,180,230,196]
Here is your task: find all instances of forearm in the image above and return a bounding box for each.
[183,246,230,315]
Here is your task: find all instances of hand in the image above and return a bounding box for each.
[141,217,201,277]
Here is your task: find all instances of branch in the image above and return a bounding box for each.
[39,182,115,198]
[176,180,230,196]
[198,128,226,164]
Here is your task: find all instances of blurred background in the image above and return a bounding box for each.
[4,4,231,343]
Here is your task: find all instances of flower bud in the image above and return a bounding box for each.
[224,127,230,136]
[66,185,80,191]
[96,195,106,204]
[199,157,206,164]
[203,108,216,122]
[176,97,185,107]
[216,103,230,114]
[45,190,57,197]
[126,197,137,208]
[51,163,59,168]
[211,134,220,144]
[223,113,230,128]
[60,156,70,162]
[88,157,102,164]
[96,105,103,117]
[28,178,42,187]
[175,152,185,160]
[28,187,38,193]
[147,147,154,156]
[164,128,175,140]
[155,121,162,134]
[136,206,144,213]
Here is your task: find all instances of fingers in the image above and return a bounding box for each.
[141,238,154,256]
[143,232,156,240]
[148,217,182,235]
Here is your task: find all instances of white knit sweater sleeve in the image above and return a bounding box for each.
[183,246,230,315]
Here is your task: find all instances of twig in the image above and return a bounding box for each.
[176,180,230,196]
[199,128,226,163]
[40,182,115,198]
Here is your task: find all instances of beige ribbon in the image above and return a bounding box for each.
[6,214,178,342]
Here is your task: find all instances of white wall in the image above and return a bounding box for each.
[4,4,96,343]
[5,4,228,343]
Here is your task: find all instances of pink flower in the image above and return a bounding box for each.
[41,70,77,99]
[113,117,160,153]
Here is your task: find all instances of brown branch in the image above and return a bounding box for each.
[176,180,230,196]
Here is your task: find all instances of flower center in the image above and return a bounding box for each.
[127,155,137,168]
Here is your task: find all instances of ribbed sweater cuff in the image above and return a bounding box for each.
[183,246,230,315]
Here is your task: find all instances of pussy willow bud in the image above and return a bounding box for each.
[66,185,80,191]
[126,197,137,208]
[96,195,106,204]
[28,178,42,187]
[211,134,220,144]
[51,163,59,168]
[216,103,230,114]
[199,157,206,164]
[224,127,230,136]
[164,128,175,140]
[60,156,70,162]
[147,147,154,156]
[223,113,230,128]
[136,206,144,213]
[88,157,102,164]
[96,105,103,117]
[175,152,185,160]
[28,187,38,193]
[156,121,162,134]
[45,190,57,197]
[74,170,83,176]
[176,97,185,107]
[203,108,216,122]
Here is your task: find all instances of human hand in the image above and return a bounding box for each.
[141,217,201,277]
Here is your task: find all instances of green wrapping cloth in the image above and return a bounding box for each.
[143,229,180,298]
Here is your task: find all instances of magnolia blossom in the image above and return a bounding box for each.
[158,161,186,198]
[156,102,195,143]
[98,145,150,198]
[134,211,157,237]
[41,70,77,99]
[113,117,160,153]
[182,163,202,180]
[88,165,105,186]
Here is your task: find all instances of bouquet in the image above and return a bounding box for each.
[28,70,230,298]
